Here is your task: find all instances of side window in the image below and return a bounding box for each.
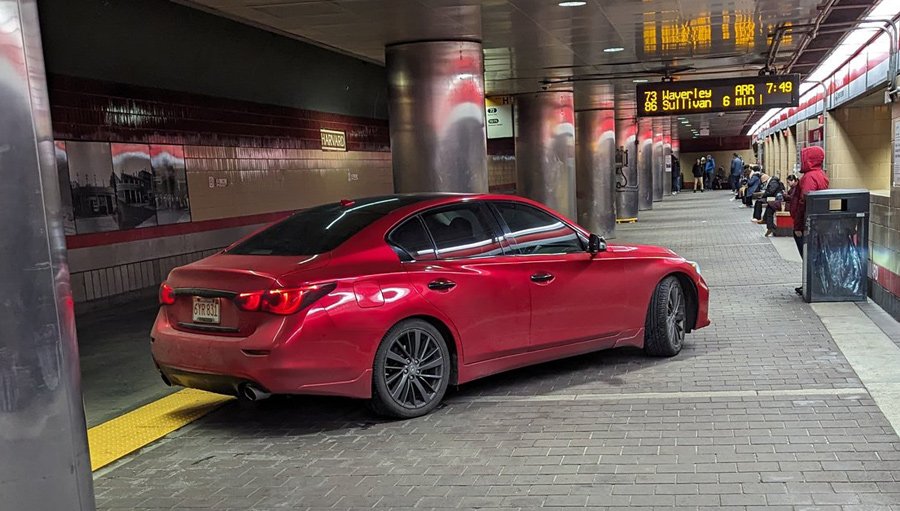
[421,203,504,259]
[493,202,584,255]
[388,217,436,261]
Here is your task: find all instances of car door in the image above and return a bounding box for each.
[389,202,531,364]
[489,200,629,352]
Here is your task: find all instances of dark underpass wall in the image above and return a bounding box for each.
[38,0,388,119]
[36,0,392,311]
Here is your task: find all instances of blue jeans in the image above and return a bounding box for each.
[730,174,741,192]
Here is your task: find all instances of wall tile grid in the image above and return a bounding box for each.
[825,106,892,191]
[867,101,900,322]
[487,137,516,193]
[49,74,393,305]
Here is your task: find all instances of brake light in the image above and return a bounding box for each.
[234,291,263,311]
[232,283,336,315]
[159,282,176,305]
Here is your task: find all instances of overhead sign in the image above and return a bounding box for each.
[637,74,800,117]
[485,96,513,139]
[320,129,347,151]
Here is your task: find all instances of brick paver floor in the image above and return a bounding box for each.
[94,191,900,510]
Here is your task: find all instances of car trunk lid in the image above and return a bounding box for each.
[163,253,329,336]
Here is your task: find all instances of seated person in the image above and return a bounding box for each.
[741,171,762,207]
[751,174,784,220]
[732,168,751,201]
[712,167,727,190]
[755,174,798,236]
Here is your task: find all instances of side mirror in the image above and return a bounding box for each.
[588,233,607,255]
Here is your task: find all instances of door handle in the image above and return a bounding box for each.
[530,272,554,283]
[427,279,457,291]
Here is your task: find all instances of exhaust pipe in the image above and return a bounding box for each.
[239,383,271,402]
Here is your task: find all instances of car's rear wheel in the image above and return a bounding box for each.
[644,276,686,357]
[369,319,450,419]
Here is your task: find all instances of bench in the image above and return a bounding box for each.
[774,211,793,237]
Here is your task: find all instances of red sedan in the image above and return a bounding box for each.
[151,194,709,418]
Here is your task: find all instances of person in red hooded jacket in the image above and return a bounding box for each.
[790,145,829,295]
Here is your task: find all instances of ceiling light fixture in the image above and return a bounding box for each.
[603,47,625,53]
[632,78,649,83]
[558,1,587,6]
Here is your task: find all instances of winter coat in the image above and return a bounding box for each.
[790,146,829,232]
[691,163,704,178]
[745,174,762,196]
[730,157,743,176]
[704,158,715,174]
[761,177,784,198]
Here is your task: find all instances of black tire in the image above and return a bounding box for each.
[644,276,687,357]
[369,319,451,419]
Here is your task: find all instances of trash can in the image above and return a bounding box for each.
[802,189,869,303]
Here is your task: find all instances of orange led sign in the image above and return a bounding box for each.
[637,74,799,117]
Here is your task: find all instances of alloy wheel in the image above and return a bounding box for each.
[666,284,686,349]
[383,328,444,409]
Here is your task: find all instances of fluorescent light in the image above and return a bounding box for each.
[603,47,625,53]
[558,1,586,6]
[750,0,900,136]
[633,78,649,83]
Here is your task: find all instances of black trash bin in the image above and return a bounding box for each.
[802,189,869,303]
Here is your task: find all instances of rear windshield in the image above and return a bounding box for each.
[227,197,421,256]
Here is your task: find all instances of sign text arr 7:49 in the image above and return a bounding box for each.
[636,74,800,117]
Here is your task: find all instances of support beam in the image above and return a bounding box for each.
[386,40,488,193]
[0,1,96,509]
[515,91,577,218]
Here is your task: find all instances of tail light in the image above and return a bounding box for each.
[233,283,336,315]
[159,282,176,305]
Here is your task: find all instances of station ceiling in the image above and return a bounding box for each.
[176,0,879,138]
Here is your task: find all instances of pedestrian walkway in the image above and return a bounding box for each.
[92,191,900,510]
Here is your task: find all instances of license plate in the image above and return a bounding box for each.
[192,297,220,324]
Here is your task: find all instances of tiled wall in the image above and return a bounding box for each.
[51,74,393,308]
[868,101,900,321]
[678,149,754,183]
[184,147,392,221]
[487,138,516,193]
[825,105,892,191]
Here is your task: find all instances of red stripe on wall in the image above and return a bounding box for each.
[872,263,900,298]
[65,211,292,249]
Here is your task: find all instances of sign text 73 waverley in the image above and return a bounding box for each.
[637,75,800,117]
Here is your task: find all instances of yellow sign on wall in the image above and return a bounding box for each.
[320,129,347,151]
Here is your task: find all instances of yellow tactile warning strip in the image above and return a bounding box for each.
[87,389,233,471]
[615,217,638,224]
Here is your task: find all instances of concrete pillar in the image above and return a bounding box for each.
[652,118,665,202]
[671,126,681,190]
[637,117,654,211]
[615,106,639,221]
[515,91,577,218]
[575,108,616,238]
[0,1,96,509]
[386,40,488,193]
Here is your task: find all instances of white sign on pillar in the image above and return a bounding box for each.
[486,96,513,139]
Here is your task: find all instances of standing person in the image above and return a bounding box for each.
[790,146,829,295]
[704,154,716,189]
[672,154,681,195]
[730,153,743,192]
[691,158,705,193]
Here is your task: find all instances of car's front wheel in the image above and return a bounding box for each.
[369,319,451,419]
[644,276,686,357]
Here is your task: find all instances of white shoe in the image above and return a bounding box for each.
[729,197,736,201]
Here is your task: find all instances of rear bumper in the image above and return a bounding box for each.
[150,309,373,399]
